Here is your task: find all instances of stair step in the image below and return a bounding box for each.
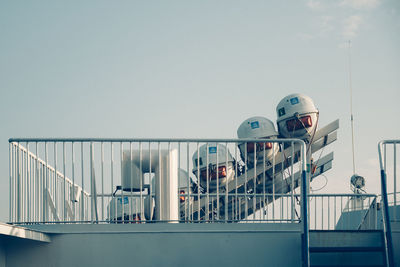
[310,266,385,267]
[310,230,384,248]
[310,251,386,267]
[309,230,387,267]
[310,246,384,253]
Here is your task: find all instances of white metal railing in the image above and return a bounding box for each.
[308,194,378,230]
[9,138,311,224]
[385,192,400,209]
[378,140,399,267]
[9,142,91,223]
[180,193,301,223]
[379,140,399,221]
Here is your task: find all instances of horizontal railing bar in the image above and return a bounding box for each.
[380,140,400,144]
[122,193,299,197]
[108,193,378,200]
[9,138,305,143]
[381,192,400,196]
[112,193,377,201]
[308,194,377,197]
[10,219,301,225]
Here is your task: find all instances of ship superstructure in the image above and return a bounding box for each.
[1,94,399,267]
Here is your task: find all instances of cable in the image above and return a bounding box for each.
[310,174,328,192]
[306,112,319,154]
[286,112,320,174]
[348,40,357,176]
[280,144,301,219]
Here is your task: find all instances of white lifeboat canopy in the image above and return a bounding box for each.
[276,93,319,140]
[237,116,278,139]
[192,143,235,191]
[178,169,195,191]
[237,116,279,166]
[178,169,195,203]
[108,195,145,223]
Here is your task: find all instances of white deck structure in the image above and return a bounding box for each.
[1,125,399,266]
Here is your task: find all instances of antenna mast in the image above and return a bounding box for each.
[348,40,356,176]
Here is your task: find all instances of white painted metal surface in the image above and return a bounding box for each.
[8,119,338,225]
[0,222,50,243]
[276,93,319,141]
[3,224,303,267]
[237,116,279,168]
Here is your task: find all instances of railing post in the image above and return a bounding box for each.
[9,143,13,223]
[378,141,395,267]
[380,170,394,267]
[300,140,310,267]
[90,142,98,223]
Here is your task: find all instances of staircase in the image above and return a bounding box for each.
[309,230,388,267]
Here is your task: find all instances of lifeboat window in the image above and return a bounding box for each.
[278,107,285,117]
[194,158,203,167]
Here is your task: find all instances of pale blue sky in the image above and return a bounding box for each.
[0,0,399,221]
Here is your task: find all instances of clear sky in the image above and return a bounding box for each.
[0,0,399,221]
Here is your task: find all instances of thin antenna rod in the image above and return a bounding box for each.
[348,40,356,175]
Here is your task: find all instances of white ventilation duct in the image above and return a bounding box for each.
[121,149,178,222]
